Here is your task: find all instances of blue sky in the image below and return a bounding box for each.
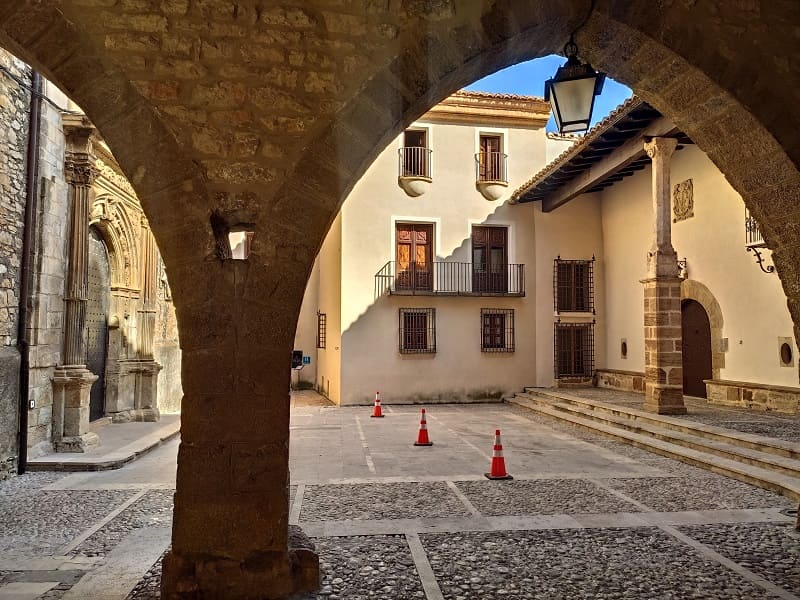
[465,55,633,132]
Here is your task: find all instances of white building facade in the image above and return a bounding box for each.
[296,94,799,414]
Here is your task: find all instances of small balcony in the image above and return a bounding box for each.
[475,151,508,201]
[745,208,765,248]
[375,261,525,297]
[397,146,432,197]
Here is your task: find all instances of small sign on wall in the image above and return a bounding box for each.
[303,356,311,365]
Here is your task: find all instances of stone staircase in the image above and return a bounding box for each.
[507,388,800,504]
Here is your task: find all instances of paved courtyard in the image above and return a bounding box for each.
[1,394,798,599]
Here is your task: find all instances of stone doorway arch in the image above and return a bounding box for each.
[0,2,799,597]
[680,279,725,382]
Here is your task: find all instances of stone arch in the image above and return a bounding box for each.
[90,193,138,291]
[0,2,799,596]
[681,279,725,380]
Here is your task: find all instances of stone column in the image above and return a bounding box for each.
[52,118,100,451]
[132,219,160,421]
[162,260,318,598]
[641,137,686,415]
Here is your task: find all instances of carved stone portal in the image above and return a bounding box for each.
[673,178,694,223]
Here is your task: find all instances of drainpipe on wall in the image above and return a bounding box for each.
[17,70,43,474]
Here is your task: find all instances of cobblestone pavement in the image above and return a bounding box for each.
[1,396,797,599]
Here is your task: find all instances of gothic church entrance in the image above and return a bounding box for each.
[681,299,712,399]
[86,227,110,421]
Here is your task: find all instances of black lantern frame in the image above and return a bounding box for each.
[544,37,606,134]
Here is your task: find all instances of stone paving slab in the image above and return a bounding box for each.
[606,476,795,512]
[0,490,135,556]
[70,490,174,557]
[421,528,776,599]
[300,482,471,522]
[676,522,800,596]
[455,479,640,516]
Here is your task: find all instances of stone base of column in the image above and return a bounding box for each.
[52,365,100,453]
[54,433,100,453]
[161,527,320,599]
[111,407,161,423]
[641,275,687,416]
[643,383,687,415]
[134,360,162,421]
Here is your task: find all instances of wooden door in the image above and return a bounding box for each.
[479,135,502,180]
[472,226,507,293]
[86,227,110,421]
[681,300,712,398]
[396,224,433,291]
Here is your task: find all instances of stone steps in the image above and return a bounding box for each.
[507,390,800,503]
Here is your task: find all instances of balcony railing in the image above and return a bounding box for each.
[375,261,525,297]
[745,208,765,248]
[475,151,508,183]
[398,146,432,179]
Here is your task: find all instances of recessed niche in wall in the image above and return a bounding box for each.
[229,231,254,260]
[779,337,794,367]
[620,338,628,359]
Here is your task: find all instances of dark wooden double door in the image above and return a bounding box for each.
[681,299,712,398]
[472,226,507,293]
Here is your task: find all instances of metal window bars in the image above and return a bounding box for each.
[553,256,595,313]
[399,308,436,354]
[316,312,326,349]
[553,321,595,378]
[480,308,515,353]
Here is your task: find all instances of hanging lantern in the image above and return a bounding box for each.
[544,36,606,134]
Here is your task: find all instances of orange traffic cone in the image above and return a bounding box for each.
[413,408,433,446]
[371,391,384,418]
[485,429,513,480]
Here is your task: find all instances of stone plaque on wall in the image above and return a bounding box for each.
[673,178,694,222]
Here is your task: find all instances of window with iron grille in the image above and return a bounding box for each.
[316,312,326,349]
[399,308,436,354]
[481,308,514,352]
[554,322,595,378]
[554,257,594,313]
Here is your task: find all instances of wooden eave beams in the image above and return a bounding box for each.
[541,116,678,213]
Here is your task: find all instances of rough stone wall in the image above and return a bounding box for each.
[0,50,30,479]
[26,80,70,456]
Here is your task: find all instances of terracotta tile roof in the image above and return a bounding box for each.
[454,89,546,103]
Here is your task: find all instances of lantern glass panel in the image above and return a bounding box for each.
[550,76,597,133]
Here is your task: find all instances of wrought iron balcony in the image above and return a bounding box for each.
[397,146,432,197]
[375,261,525,297]
[475,151,508,184]
[745,208,765,248]
[475,151,508,201]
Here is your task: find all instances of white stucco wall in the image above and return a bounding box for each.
[315,214,342,403]
[532,195,605,387]
[334,119,548,405]
[600,145,797,387]
[292,256,319,388]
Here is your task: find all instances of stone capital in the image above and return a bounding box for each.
[644,136,678,161]
[65,153,98,186]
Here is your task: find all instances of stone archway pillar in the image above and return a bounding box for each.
[641,137,686,415]
[52,117,100,451]
[162,260,319,598]
[132,220,160,421]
